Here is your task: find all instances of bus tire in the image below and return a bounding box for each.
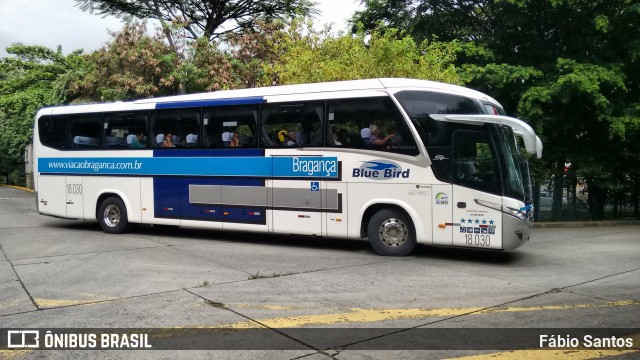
[98,196,130,234]
[367,208,416,256]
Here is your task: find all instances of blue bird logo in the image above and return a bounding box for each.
[362,161,397,171]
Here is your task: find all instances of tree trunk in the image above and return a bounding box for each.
[634,178,639,219]
[587,181,607,220]
[570,174,577,220]
[552,165,564,220]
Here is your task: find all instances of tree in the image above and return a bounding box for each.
[226,20,290,88]
[75,0,316,41]
[268,23,462,85]
[352,0,490,43]
[72,22,181,101]
[491,0,640,220]
[355,0,640,219]
[518,59,629,219]
[75,0,316,94]
[350,0,416,34]
[0,45,87,185]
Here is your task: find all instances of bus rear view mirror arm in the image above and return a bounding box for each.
[429,114,543,159]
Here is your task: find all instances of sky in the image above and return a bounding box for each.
[0,0,363,56]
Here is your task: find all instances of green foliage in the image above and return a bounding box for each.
[518,59,627,160]
[225,20,291,88]
[349,0,415,34]
[352,0,492,43]
[461,63,544,112]
[186,37,234,92]
[4,0,640,219]
[75,0,316,41]
[357,0,640,219]
[0,45,85,171]
[76,22,180,101]
[515,58,636,219]
[269,23,462,85]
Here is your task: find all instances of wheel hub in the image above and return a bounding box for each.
[378,218,407,247]
[103,205,121,227]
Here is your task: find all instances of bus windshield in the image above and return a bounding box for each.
[498,125,532,202]
[395,90,534,202]
[393,90,481,149]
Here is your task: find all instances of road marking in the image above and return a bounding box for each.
[211,299,639,329]
[34,296,118,308]
[446,333,640,360]
[0,350,32,360]
[233,304,302,310]
[1,185,34,193]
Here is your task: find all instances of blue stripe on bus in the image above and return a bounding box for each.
[154,177,266,224]
[39,156,339,178]
[155,97,265,109]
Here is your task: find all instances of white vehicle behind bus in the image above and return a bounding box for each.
[33,78,542,256]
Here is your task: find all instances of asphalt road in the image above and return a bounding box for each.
[0,185,639,359]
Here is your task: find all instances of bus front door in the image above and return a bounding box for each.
[450,130,503,249]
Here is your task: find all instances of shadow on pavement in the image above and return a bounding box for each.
[48,219,525,265]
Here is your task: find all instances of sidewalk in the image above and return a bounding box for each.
[534,219,640,228]
[1,184,35,193]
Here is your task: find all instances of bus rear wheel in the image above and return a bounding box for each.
[367,209,416,256]
[98,196,130,234]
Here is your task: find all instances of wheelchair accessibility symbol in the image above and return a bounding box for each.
[310,182,319,191]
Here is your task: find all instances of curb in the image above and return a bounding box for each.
[534,220,640,228]
[1,185,35,193]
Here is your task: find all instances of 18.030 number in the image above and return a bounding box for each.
[66,183,82,195]
[465,234,490,246]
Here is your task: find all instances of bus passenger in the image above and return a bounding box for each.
[277,130,288,145]
[129,132,146,149]
[286,130,299,146]
[162,133,175,148]
[230,131,242,147]
[369,125,395,146]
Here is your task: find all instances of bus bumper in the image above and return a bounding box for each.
[502,214,533,250]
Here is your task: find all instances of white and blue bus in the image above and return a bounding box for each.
[33,78,542,256]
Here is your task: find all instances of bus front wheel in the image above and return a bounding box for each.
[367,209,416,256]
[98,197,130,234]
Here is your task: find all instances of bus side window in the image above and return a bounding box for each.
[103,111,149,149]
[152,108,201,149]
[260,101,324,148]
[38,115,68,150]
[326,97,419,155]
[203,104,259,149]
[69,113,102,150]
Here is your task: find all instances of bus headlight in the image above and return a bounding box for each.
[475,199,528,221]
[502,206,528,221]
